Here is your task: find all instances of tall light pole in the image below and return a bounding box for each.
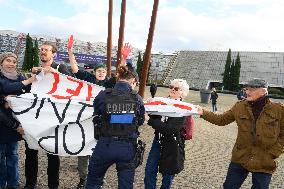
[138,0,159,98]
[107,0,113,77]
[116,0,126,70]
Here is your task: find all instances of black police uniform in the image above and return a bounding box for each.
[86,81,145,189]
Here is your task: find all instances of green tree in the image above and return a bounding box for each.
[234,53,241,90]
[22,34,34,71]
[230,59,236,91]
[33,39,39,67]
[223,49,232,90]
[136,52,143,80]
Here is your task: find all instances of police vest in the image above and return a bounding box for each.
[101,88,138,137]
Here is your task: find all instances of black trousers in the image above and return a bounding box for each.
[25,142,60,188]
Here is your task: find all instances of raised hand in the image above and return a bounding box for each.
[121,42,131,60]
[67,35,79,73]
[67,35,74,50]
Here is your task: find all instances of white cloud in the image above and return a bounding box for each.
[7,0,284,53]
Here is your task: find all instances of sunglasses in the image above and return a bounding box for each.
[169,85,180,91]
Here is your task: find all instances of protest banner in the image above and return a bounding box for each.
[144,97,198,117]
[8,72,104,156]
[8,72,198,156]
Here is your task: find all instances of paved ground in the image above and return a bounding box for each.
[18,87,284,189]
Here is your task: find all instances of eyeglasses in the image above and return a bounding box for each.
[169,85,180,91]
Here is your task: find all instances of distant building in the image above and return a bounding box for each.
[162,51,284,89]
[1,30,284,89]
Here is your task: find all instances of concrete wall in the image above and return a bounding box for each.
[164,51,284,89]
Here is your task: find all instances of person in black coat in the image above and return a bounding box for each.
[0,52,35,189]
[150,83,157,98]
[144,79,189,189]
[210,88,218,112]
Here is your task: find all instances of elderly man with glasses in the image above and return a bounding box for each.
[197,78,284,189]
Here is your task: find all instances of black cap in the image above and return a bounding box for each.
[244,78,268,88]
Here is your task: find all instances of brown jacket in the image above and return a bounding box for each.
[202,99,284,173]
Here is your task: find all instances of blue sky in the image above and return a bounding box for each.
[1,0,284,53]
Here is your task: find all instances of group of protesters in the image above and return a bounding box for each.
[0,38,284,189]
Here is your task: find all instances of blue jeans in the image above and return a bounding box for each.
[144,137,174,189]
[86,137,136,189]
[223,162,272,189]
[0,142,19,188]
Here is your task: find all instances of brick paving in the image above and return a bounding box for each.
[18,88,284,188]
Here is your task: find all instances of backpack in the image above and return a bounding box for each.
[182,115,194,140]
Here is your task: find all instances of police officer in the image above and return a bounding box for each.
[86,65,145,189]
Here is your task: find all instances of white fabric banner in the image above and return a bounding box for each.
[144,97,198,117]
[7,72,198,156]
[8,72,104,156]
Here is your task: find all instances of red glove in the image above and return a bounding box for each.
[121,42,131,60]
[67,35,74,50]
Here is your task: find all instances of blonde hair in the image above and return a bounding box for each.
[170,79,189,97]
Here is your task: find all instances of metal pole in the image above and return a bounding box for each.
[116,0,126,70]
[138,0,159,98]
[107,0,113,77]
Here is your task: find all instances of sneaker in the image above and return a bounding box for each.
[76,178,86,189]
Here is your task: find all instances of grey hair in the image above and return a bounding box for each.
[170,79,189,97]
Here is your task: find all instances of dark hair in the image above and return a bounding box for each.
[42,41,58,53]
[117,65,136,81]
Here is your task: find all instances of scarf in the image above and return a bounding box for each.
[0,65,18,80]
[249,95,268,120]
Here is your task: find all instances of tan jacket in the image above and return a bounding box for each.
[202,99,284,173]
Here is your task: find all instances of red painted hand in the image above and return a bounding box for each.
[121,42,131,60]
[67,35,74,50]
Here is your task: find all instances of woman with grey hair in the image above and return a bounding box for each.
[144,79,189,189]
[0,52,35,189]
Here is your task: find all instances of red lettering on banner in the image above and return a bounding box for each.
[144,101,167,105]
[173,104,192,111]
[47,73,60,94]
[52,76,84,99]
[86,84,93,101]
